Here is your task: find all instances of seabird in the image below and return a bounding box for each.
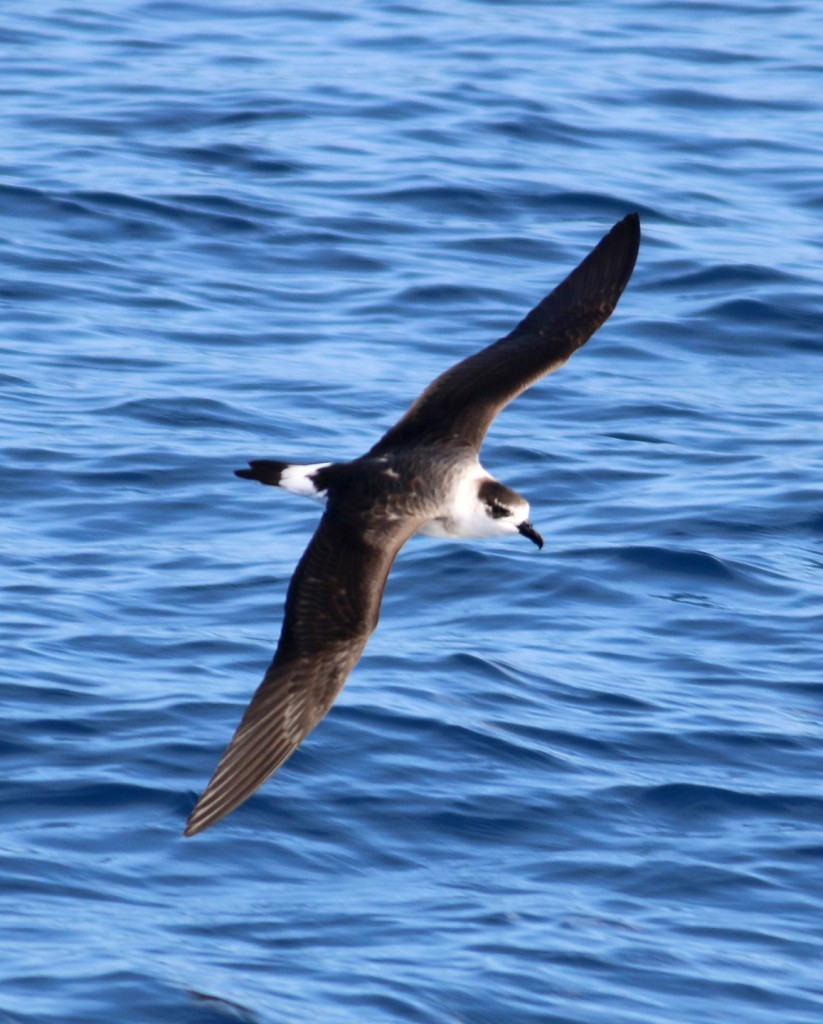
[185,213,640,836]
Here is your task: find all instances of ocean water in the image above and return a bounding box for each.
[2,1,822,1021]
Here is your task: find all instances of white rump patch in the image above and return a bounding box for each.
[279,462,332,502]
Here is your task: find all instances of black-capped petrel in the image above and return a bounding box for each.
[185,213,640,836]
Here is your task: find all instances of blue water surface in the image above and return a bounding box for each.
[2,2,823,1022]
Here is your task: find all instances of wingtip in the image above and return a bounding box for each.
[182,817,204,838]
[623,210,641,242]
[182,800,207,837]
[600,211,641,294]
[183,796,223,837]
[184,773,242,836]
[616,211,641,260]
[611,210,641,251]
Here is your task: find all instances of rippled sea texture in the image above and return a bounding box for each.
[2,2,823,1022]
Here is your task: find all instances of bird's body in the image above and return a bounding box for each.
[185,214,640,836]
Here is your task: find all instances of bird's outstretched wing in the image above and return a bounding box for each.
[184,504,423,836]
[368,213,640,455]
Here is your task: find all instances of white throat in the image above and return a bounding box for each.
[419,466,529,541]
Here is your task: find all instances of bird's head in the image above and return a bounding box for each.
[476,478,543,549]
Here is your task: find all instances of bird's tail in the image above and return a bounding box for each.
[235,459,290,486]
[235,460,333,501]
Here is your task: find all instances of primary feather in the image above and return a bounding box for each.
[185,214,640,836]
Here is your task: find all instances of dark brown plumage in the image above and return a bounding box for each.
[184,214,640,836]
[368,213,640,454]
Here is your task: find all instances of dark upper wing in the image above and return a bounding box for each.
[184,502,423,836]
[368,213,640,455]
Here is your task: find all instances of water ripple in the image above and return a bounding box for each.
[2,1,823,1022]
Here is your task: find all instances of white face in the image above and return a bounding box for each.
[466,490,531,539]
[421,474,543,548]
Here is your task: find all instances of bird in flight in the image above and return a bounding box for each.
[185,213,640,836]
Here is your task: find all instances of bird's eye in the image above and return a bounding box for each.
[489,503,511,519]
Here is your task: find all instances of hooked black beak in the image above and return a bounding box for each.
[518,521,544,549]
